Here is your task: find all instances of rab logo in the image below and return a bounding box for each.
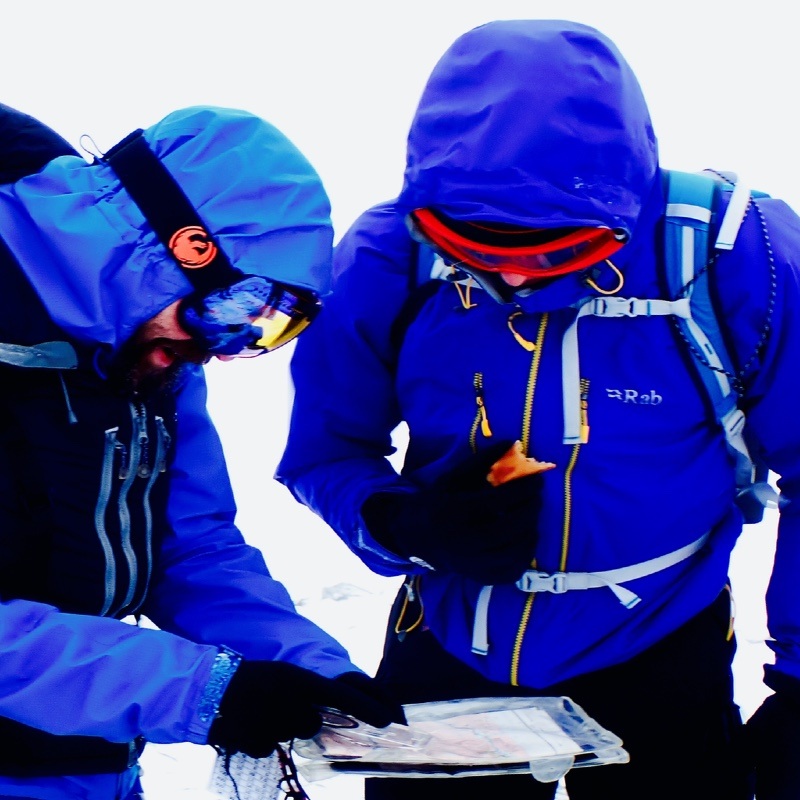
[606,388,663,405]
[168,226,218,268]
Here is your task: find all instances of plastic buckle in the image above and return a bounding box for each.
[516,571,568,594]
[590,296,639,318]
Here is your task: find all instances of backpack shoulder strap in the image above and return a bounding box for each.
[662,169,739,409]
[663,169,776,521]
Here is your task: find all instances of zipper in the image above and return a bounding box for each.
[510,378,589,685]
[95,428,121,616]
[470,373,493,450]
[129,415,169,615]
[519,313,549,456]
[507,313,549,685]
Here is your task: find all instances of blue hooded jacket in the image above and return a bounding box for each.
[0,104,357,797]
[278,21,800,692]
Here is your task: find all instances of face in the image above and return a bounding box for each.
[109,300,212,396]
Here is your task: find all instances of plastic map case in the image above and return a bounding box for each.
[293,695,629,783]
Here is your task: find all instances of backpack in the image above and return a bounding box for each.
[394,169,778,523]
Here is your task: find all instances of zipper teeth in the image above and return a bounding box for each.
[560,444,581,570]
[510,594,535,687]
[509,313,549,684]
[559,379,589,569]
[471,372,492,451]
[520,314,549,454]
[129,415,167,615]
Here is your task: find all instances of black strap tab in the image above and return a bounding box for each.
[104,130,240,295]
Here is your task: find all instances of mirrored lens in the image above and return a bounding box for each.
[180,277,320,357]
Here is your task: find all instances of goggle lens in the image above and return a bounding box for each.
[180,277,320,357]
[410,209,625,281]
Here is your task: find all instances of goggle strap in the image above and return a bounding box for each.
[103,130,241,295]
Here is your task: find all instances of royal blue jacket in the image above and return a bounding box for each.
[278,21,800,692]
[0,104,356,797]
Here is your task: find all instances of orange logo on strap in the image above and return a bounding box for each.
[168,226,218,268]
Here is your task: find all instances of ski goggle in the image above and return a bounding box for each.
[409,208,627,281]
[179,276,321,357]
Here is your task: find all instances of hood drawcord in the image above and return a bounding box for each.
[58,372,78,425]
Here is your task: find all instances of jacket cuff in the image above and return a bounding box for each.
[196,646,243,732]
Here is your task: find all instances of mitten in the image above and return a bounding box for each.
[208,661,405,758]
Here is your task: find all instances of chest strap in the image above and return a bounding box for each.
[471,531,709,655]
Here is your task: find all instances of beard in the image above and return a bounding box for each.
[106,336,209,398]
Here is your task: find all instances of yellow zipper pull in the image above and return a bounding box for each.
[507,311,536,352]
[579,378,590,444]
[474,373,493,438]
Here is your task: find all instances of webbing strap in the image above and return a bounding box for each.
[471,584,494,655]
[716,179,751,250]
[562,297,690,444]
[515,531,710,607]
[471,531,710,655]
[664,173,754,492]
[103,130,241,296]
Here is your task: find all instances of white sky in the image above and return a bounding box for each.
[5,1,800,234]
[3,3,787,795]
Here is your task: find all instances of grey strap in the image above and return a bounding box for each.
[0,341,78,369]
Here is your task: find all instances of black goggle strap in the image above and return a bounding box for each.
[102,129,242,296]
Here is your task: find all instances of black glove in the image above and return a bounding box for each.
[208,661,406,758]
[746,669,800,799]
[361,441,544,585]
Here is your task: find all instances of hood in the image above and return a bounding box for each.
[397,19,659,236]
[0,106,333,353]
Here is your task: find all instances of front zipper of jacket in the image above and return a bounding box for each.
[510,375,589,685]
[507,312,550,685]
[129,415,171,615]
[464,313,554,678]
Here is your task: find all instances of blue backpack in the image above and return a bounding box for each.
[661,169,776,522]
[397,169,778,523]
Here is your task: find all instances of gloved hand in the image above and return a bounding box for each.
[361,441,544,585]
[746,669,800,799]
[208,661,406,758]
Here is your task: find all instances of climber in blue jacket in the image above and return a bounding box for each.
[278,20,800,800]
[0,103,403,800]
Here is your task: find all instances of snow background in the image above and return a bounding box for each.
[3,1,793,796]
